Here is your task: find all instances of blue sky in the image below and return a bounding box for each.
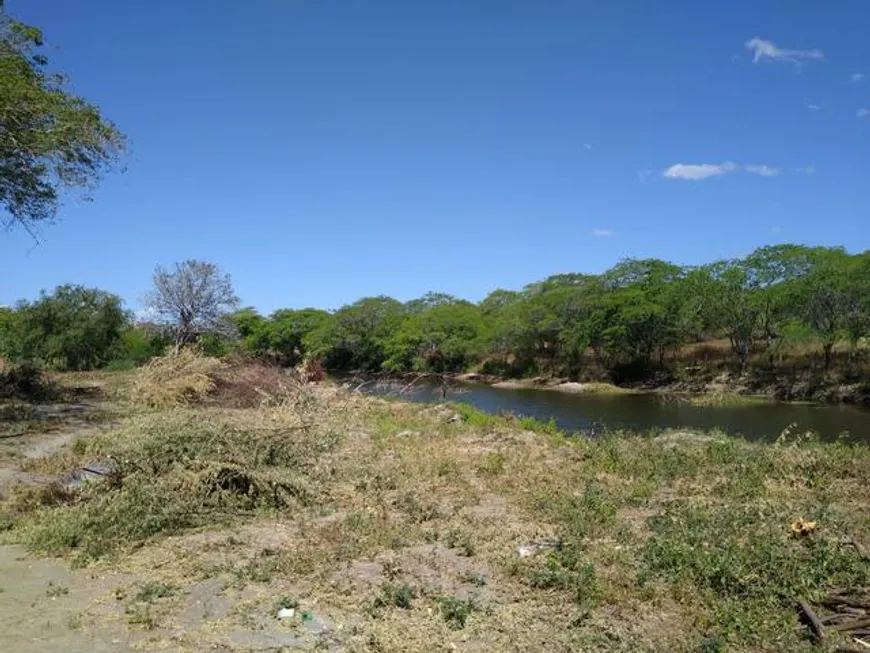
[2,0,869,313]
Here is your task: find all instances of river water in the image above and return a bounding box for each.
[359,379,870,442]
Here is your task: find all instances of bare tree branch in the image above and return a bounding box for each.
[145,260,239,352]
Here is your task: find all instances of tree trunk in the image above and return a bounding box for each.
[737,339,750,375]
[823,342,833,370]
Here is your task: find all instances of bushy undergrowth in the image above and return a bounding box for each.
[9,405,340,564]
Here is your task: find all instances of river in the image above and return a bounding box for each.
[358,378,870,442]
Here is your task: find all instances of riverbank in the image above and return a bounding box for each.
[362,373,869,441]
[1,362,869,651]
[454,370,870,406]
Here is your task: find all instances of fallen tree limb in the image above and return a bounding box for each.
[824,596,870,610]
[823,613,856,625]
[799,599,826,642]
[830,618,870,633]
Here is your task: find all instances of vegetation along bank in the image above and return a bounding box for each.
[3,244,870,405]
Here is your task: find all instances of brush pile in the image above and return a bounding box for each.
[131,350,310,409]
[799,589,870,650]
[131,349,223,408]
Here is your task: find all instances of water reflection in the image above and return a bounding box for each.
[357,378,869,442]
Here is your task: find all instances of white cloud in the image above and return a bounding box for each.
[745,37,824,66]
[583,143,592,151]
[807,103,821,111]
[858,108,870,119]
[663,162,786,180]
[849,72,866,83]
[745,164,781,177]
[796,165,816,175]
[663,162,738,180]
[591,229,615,237]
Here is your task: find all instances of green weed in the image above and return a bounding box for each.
[10,407,339,563]
[518,415,561,435]
[275,596,300,611]
[437,596,478,630]
[45,581,69,598]
[134,582,177,603]
[445,528,475,556]
[378,583,415,610]
[640,501,870,645]
[458,570,487,587]
[477,452,505,476]
[452,403,502,428]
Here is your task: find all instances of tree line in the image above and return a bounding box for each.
[282,244,870,381]
[2,246,868,387]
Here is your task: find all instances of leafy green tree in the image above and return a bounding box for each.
[233,307,331,365]
[480,289,522,316]
[596,260,686,369]
[795,249,857,369]
[1,3,125,232]
[305,296,405,371]
[0,304,22,360]
[267,308,330,365]
[603,259,682,290]
[841,252,870,353]
[384,301,490,372]
[479,289,524,369]
[405,292,461,314]
[231,307,270,354]
[535,278,603,373]
[741,245,829,353]
[10,285,128,370]
[695,262,760,373]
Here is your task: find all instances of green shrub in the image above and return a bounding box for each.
[378,583,415,610]
[437,596,478,630]
[196,333,231,358]
[114,327,169,365]
[104,359,136,372]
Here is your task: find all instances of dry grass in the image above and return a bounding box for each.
[210,358,302,408]
[2,372,870,651]
[130,350,310,410]
[130,350,224,408]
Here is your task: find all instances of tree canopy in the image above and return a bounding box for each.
[228,244,870,381]
[0,2,125,232]
[0,285,127,370]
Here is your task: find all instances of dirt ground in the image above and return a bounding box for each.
[0,395,136,652]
